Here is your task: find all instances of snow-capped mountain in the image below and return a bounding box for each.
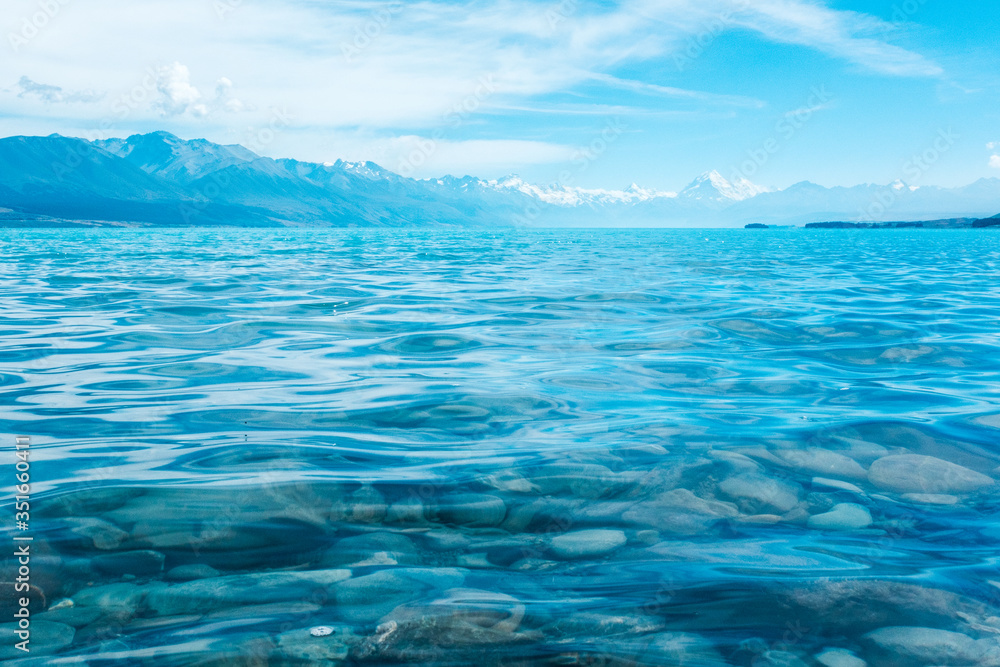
[486,176,677,206]
[678,170,771,204]
[1,132,998,228]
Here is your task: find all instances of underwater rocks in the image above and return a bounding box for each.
[807,503,872,531]
[355,588,532,663]
[143,569,350,616]
[862,626,1000,666]
[868,454,993,494]
[718,472,802,514]
[549,529,627,559]
[92,550,166,577]
[432,493,507,528]
[335,567,467,623]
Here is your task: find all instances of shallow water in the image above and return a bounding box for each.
[2,228,1000,665]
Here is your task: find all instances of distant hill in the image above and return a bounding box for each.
[1,132,999,227]
[972,214,1000,228]
[805,218,981,229]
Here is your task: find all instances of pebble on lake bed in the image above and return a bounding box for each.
[549,529,627,559]
[807,503,872,531]
[868,454,993,495]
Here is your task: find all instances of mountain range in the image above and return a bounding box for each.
[1,132,998,228]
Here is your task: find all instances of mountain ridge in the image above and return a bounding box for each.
[1,132,998,228]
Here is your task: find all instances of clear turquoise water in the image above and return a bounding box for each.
[3,228,1000,665]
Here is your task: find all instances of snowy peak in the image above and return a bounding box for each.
[487,176,676,206]
[679,170,769,203]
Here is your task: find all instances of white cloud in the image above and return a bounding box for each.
[154,62,202,116]
[990,155,1000,169]
[0,0,945,174]
[988,142,999,151]
[16,76,104,104]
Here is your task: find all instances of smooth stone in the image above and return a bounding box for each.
[73,582,152,619]
[816,648,867,667]
[812,477,864,494]
[345,485,387,524]
[549,529,626,559]
[756,650,810,667]
[868,454,993,494]
[206,602,321,620]
[63,517,129,550]
[718,473,801,514]
[529,463,622,499]
[863,626,984,665]
[335,567,466,623]
[355,588,530,661]
[276,624,356,663]
[901,493,959,505]
[0,620,74,659]
[772,448,867,480]
[628,510,719,535]
[482,469,539,494]
[655,488,739,517]
[166,563,221,581]
[39,487,142,517]
[93,550,166,577]
[421,530,472,552]
[433,494,507,528]
[457,553,493,568]
[807,503,872,531]
[637,631,727,666]
[145,569,350,616]
[35,604,103,628]
[321,532,419,567]
[385,497,425,524]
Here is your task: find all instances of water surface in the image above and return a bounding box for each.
[2,228,1000,665]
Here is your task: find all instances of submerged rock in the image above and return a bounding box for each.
[868,455,993,494]
[92,550,166,577]
[807,503,872,531]
[335,567,466,623]
[901,492,959,505]
[718,473,801,514]
[321,532,420,567]
[433,493,507,528]
[549,529,627,560]
[815,648,867,667]
[275,624,357,663]
[62,517,129,550]
[770,447,868,480]
[165,563,221,581]
[144,569,350,616]
[355,588,533,662]
[862,626,985,666]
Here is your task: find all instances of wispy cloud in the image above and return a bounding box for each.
[16,77,104,104]
[0,0,948,177]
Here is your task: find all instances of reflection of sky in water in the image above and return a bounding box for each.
[3,228,1000,664]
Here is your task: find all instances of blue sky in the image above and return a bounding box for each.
[2,0,998,191]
